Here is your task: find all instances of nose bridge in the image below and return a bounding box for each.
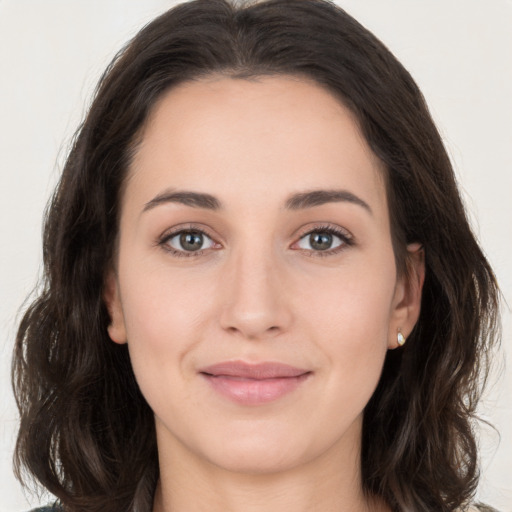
[219,238,291,339]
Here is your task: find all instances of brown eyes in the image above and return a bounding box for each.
[159,225,353,258]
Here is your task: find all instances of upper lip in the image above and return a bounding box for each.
[199,361,310,379]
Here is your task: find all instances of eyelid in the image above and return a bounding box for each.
[157,223,222,257]
[294,223,353,241]
[290,223,354,256]
[156,222,354,258]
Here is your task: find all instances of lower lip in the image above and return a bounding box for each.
[201,373,311,405]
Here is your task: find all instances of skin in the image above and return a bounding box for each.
[105,75,424,512]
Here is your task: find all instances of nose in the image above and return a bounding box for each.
[219,249,292,340]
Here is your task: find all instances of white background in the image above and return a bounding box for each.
[0,1,510,510]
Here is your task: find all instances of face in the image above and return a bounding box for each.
[105,76,423,476]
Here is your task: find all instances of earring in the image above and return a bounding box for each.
[397,329,406,347]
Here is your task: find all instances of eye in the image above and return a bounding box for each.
[294,226,352,255]
[161,229,217,256]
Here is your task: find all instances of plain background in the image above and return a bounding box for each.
[0,1,510,510]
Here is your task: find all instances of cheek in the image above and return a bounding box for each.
[121,266,212,345]
[298,255,396,396]
[117,265,221,432]
[299,257,396,348]
[116,254,218,390]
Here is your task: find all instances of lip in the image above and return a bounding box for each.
[198,361,311,405]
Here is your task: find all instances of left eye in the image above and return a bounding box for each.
[296,230,345,252]
[164,230,216,253]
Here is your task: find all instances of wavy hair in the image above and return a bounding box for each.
[13,1,500,511]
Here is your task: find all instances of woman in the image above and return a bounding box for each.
[12,0,500,511]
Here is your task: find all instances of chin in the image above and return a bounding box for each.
[208,445,305,475]
[198,425,330,476]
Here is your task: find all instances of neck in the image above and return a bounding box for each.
[153,471,387,512]
[152,419,389,512]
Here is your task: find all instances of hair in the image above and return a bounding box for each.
[12,1,500,511]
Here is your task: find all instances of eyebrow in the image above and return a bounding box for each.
[143,190,221,212]
[142,188,371,215]
[284,189,372,214]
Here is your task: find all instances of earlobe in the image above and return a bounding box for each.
[388,242,425,349]
[103,271,127,345]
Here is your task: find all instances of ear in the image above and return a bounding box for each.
[103,271,127,345]
[388,242,425,349]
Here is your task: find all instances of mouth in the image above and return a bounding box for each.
[198,361,312,405]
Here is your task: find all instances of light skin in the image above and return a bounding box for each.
[105,75,424,512]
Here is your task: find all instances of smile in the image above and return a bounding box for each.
[199,361,312,405]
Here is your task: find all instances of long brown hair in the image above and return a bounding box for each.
[13,1,500,511]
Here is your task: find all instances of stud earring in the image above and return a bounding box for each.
[397,329,406,347]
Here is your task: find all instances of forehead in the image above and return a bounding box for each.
[127,75,387,218]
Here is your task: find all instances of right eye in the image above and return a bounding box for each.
[161,229,217,257]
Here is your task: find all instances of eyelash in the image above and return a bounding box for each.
[294,224,354,258]
[157,223,354,258]
[157,224,217,258]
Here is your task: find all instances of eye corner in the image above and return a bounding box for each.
[157,224,222,258]
[291,224,355,257]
